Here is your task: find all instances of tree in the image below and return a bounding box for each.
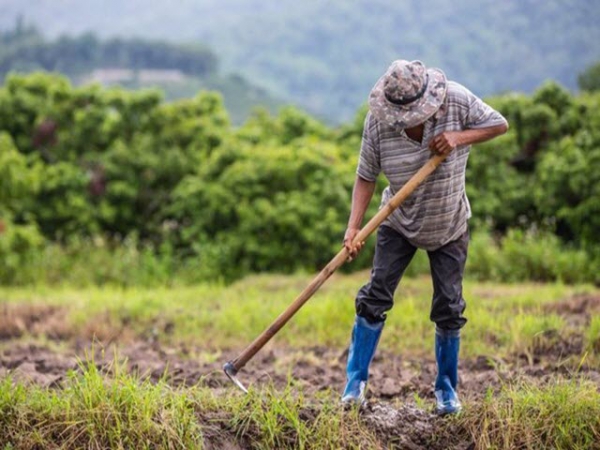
[578,62,600,92]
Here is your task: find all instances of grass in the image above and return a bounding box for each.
[0,272,594,360]
[0,361,204,449]
[587,316,600,353]
[1,362,600,449]
[460,379,600,449]
[0,359,378,449]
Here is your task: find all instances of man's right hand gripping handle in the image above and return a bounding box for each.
[343,227,364,262]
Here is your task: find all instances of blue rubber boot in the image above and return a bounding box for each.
[342,316,384,405]
[434,328,462,415]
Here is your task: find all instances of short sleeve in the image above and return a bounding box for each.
[463,89,508,129]
[356,112,381,182]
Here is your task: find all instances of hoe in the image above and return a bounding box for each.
[224,153,447,393]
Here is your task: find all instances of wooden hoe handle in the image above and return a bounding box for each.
[223,153,447,390]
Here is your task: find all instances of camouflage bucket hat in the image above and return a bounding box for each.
[369,60,447,129]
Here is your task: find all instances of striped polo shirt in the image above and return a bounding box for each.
[357,81,507,251]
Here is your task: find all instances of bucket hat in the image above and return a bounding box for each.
[369,60,447,128]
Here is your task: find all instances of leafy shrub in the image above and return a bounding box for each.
[0,219,45,285]
[578,61,600,92]
[467,228,597,284]
[534,127,600,246]
[0,234,213,287]
[169,139,356,278]
[0,132,41,213]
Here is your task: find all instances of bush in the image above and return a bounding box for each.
[0,219,45,285]
[535,128,600,246]
[467,228,597,284]
[578,61,600,92]
[0,131,41,214]
[0,234,219,287]
[169,139,356,278]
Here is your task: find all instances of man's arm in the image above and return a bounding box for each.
[346,111,381,260]
[344,175,376,260]
[429,123,509,155]
[431,85,509,155]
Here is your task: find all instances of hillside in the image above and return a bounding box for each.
[2,0,599,122]
[0,23,282,123]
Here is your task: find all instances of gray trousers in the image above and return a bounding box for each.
[356,225,468,330]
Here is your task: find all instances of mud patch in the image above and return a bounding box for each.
[2,341,598,399]
[529,329,584,361]
[0,302,142,346]
[0,344,76,387]
[544,293,600,327]
[0,303,71,340]
[361,402,469,450]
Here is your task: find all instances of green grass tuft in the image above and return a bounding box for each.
[460,379,600,449]
[0,364,381,449]
[0,360,203,449]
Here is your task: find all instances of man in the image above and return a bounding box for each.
[342,60,508,415]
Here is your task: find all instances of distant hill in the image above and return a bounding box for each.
[0,22,282,123]
[2,0,599,122]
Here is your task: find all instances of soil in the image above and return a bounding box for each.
[544,292,600,327]
[1,294,599,449]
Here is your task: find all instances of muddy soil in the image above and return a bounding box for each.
[1,293,599,449]
[2,340,598,396]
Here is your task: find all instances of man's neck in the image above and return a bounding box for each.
[404,123,425,143]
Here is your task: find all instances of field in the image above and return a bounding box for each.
[1,271,599,449]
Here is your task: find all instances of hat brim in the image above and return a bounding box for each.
[368,67,447,129]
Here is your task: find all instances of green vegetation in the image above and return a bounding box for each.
[0,365,379,449]
[0,364,204,449]
[0,274,591,360]
[461,380,600,449]
[2,73,600,286]
[0,20,217,78]
[578,61,600,92]
[3,0,599,121]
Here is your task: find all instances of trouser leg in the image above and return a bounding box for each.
[427,230,469,331]
[427,230,469,415]
[355,225,417,323]
[342,225,416,403]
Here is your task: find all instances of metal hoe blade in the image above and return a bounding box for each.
[223,362,248,394]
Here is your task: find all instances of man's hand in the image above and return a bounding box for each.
[429,124,509,156]
[429,131,464,156]
[344,227,364,262]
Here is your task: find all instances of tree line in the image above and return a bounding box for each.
[1,73,599,285]
[0,19,218,79]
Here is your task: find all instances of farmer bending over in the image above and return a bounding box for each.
[342,60,508,415]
